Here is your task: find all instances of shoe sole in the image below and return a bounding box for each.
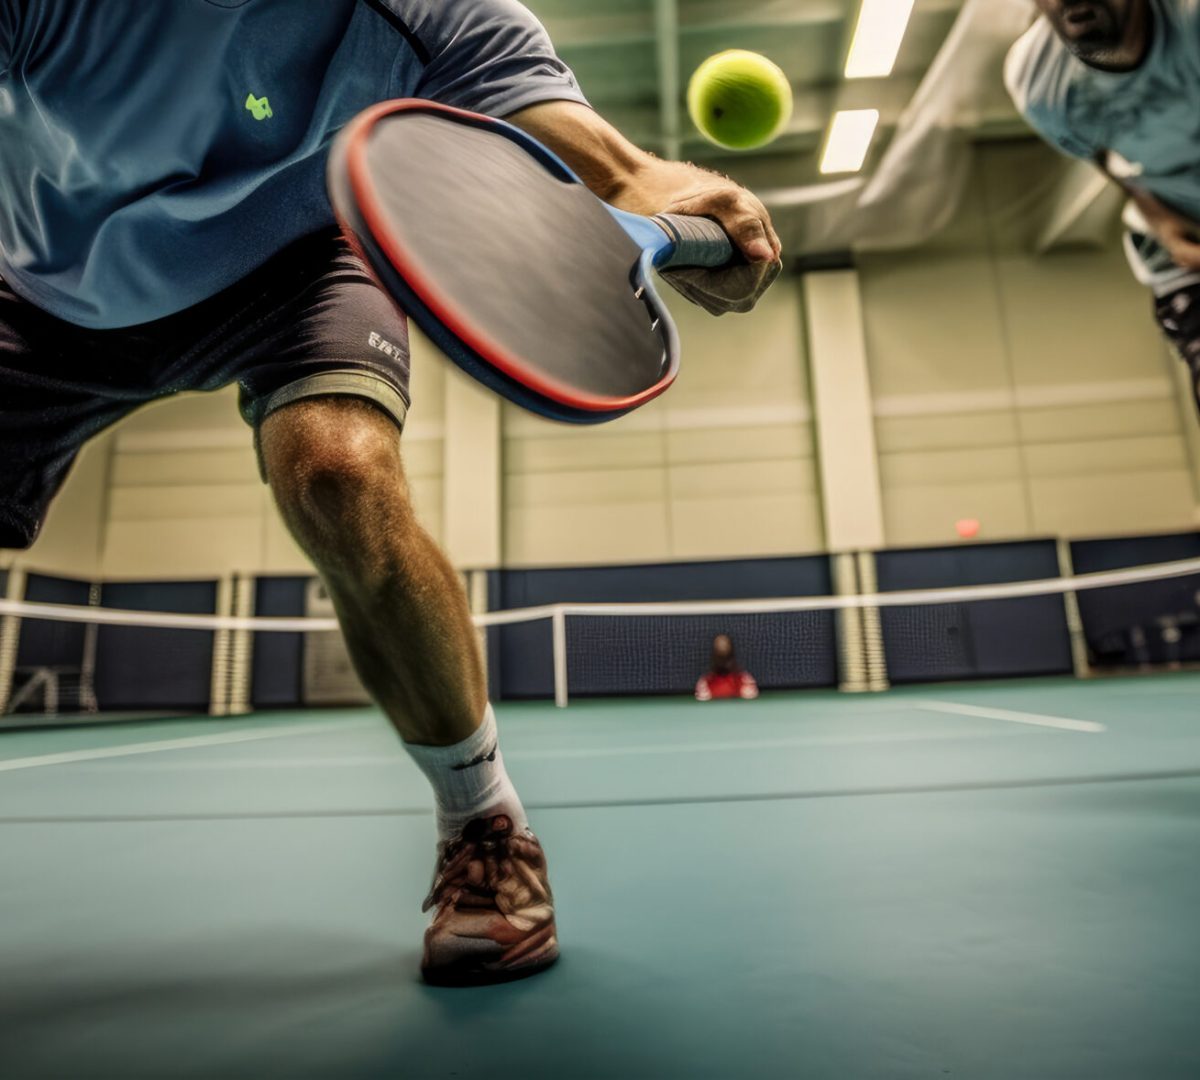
[421,951,559,988]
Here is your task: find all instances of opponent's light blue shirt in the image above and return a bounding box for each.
[1006,0,1200,293]
[0,0,587,328]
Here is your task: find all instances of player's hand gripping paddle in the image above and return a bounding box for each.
[328,100,736,424]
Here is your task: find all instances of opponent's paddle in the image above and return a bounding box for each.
[327,100,736,424]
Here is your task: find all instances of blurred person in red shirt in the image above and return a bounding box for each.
[695,634,759,701]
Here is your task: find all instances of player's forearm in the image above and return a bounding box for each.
[504,99,780,263]
[503,100,651,206]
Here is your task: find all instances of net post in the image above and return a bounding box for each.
[0,565,27,714]
[833,553,869,692]
[226,573,254,716]
[551,607,569,708]
[78,583,101,714]
[856,551,890,692]
[1056,538,1092,680]
[209,575,234,717]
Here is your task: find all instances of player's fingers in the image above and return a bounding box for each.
[668,185,780,263]
[730,215,775,264]
[712,193,777,263]
[742,189,782,260]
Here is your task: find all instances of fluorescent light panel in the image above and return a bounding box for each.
[820,109,880,174]
[845,0,916,79]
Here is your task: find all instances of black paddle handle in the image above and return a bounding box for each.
[652,214,736,270]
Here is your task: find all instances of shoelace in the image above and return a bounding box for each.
[422,815,517,914]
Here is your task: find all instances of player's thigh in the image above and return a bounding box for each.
[0,280,132,550]
[229,231,413,487]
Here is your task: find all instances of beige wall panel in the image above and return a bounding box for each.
[1023,436,1187,478]
[507,468,667,507]
[880,447,1025,488]
[504,504,671,567]
[860,253,1010,398]
[111,448,260,487]
[670,459,818,500]
[505,432,666,475]
[875,412,1020,454]
[408,330,447,418]
[114,387,245,436]
[670,494,826,559]
[1030,472,1196,537]
[996,250,1165,387]
[861,140,1197,546]
[108,484,263,523]
[20,433,114,579]
[1018,400,1179,444]
[883,482,1033,548]
[102,518,264,579]
[663,280,807,408]
[666,424,815,466]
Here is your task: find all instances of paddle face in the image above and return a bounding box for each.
[328,101,683,423]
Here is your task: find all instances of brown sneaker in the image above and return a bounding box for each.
[420,814,559,986]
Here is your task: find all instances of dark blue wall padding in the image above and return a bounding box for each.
[95,581,218,711]
[490,556,836,700]
[252,577,309,708]
[874,541,1073,684]
[15,574,91,672]
[1070,532,1200,666]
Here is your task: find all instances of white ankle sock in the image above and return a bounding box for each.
[403,704,528,840]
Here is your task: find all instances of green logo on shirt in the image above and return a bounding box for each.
[245,94,273,121]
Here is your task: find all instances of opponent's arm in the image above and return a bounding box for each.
[1099,154,1200,271]
[505,99,781,265]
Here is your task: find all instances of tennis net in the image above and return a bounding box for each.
[2,556,1198,722]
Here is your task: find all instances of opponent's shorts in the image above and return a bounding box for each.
[1154,283,1200,420]
[0,229,411,551]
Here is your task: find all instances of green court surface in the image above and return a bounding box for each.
[2,675,1198,1079]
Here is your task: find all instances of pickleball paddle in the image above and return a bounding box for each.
[327,100,736,424]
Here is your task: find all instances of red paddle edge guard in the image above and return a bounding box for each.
[335,99,678,417]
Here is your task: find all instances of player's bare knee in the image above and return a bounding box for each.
[261,398,412,544]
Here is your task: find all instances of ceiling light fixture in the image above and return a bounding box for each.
[845,0,916,79]
[819,109,880,174]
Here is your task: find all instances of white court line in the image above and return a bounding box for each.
[507,726,1038,762]
[913,700,1105,734]
[0,720,373,773]
[41,726,1040,772]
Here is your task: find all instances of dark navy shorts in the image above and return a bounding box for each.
[0,229,411,551]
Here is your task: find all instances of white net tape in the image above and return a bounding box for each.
[2,556,1198,715]
[2,557,1197,632]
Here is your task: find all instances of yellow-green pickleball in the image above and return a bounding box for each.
[687,50,793,151]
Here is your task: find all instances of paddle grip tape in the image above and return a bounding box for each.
[652,214,735,270]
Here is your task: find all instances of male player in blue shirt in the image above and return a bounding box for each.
[1007,0,1200,418]
[0,0,780,985]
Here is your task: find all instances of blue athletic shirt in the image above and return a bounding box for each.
[0,0,587,328]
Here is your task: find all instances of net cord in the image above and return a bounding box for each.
[0,557,1197,633]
